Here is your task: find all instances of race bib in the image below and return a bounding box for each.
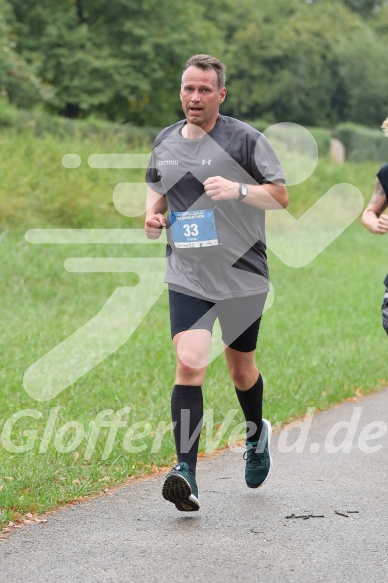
[170,209,218,248]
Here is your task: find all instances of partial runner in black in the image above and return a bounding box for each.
[361,161,388,235]
[144,54,289,511]
[361,117,388,335]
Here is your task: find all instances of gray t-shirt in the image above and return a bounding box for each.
[146,115,285,300]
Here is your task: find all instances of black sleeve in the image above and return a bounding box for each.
[377,163,388,201]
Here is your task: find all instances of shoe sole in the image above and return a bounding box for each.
[246,419,273,489]
[162,473,200,512]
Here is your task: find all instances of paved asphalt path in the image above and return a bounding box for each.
[1,388,387,583]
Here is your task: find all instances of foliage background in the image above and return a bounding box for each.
[1,0,388,128]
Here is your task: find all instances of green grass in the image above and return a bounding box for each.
[0,129,387,529]
[0,128,146,230]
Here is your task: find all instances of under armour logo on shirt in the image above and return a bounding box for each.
[202,159,212,165]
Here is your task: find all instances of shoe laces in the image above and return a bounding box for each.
[243,444,266,465]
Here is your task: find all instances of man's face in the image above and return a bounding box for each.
[180,66,226,132]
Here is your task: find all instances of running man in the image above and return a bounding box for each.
[145,54,288,511]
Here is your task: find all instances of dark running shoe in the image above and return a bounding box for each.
[162,462,200,511]
[243,418,273,488]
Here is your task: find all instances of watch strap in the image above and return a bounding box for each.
[238,183,248,201]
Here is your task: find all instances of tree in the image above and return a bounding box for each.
[9,0,123,117]
[225,0,388,127]
[225,0,352,125]
[9,0,223,124]
[0,0,52,108]
[5,0,388,127]
[335,25,388,126]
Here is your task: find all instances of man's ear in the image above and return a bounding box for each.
[219,87,227,104]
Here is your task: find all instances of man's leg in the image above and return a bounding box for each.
[172,328,211,473]
[225,346,272,488]
[225,347,272,488]
[162,328,211,511]
[224,347,263,442]
[219,293,267,442]
[162,290,215,511]
[220,293,272,488]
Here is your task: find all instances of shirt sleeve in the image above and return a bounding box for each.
[145,147,165,195]
[249,132,285,185]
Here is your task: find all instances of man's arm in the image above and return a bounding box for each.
[203,176,289,209]
[361,178,388,234]
[144,187,168,239]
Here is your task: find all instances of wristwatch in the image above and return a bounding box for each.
[238,183,248,201]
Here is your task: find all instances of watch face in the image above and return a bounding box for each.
[240,183,248,197]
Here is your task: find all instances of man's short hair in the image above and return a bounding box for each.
[182,54,226,89]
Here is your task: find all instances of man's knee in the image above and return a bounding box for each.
[176,351,207,375]
[175,355,207,385]
[228,362,258,389]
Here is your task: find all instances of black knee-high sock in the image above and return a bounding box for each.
[171,384,203,474]
[235,375,263,443]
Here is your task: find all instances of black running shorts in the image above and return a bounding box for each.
[168,288,267,352]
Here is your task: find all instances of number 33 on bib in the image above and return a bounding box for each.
[170,209,219,248]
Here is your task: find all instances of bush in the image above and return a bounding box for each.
[0,128,149,230]
[307,127,332,158]
[0,99,21,127]
[248,118,276,132]
[0,102,160,148]
[249,119,331,158]
[335,122,388,163]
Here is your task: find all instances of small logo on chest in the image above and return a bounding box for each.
[202,159,212,165]
[158,160,179,166]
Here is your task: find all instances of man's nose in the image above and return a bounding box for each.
[190,90,201,102]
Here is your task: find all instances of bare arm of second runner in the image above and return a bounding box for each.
[361,178,388,235]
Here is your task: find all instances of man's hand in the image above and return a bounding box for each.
[374,213,388,234]
[203,176,239,201]
[145,213,166,239]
